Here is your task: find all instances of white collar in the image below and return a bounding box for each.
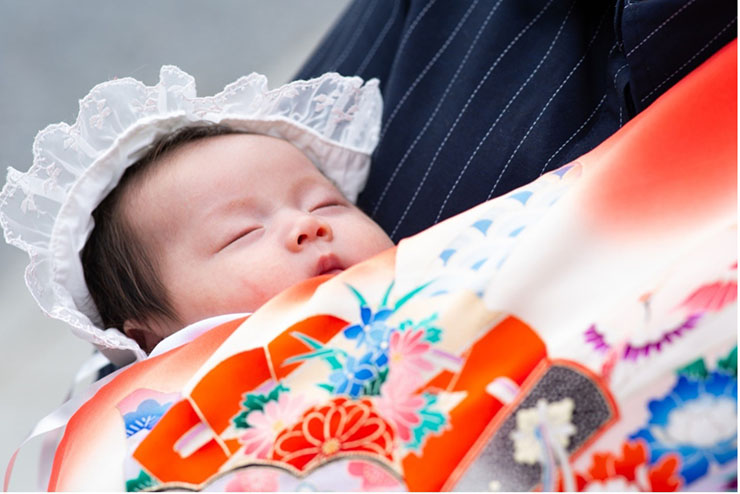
[149,313,250,357]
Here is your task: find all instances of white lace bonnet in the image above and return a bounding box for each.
[0,66,382,365]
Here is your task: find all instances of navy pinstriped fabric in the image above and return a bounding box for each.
[295,0,736,242]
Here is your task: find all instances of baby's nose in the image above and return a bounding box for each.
[286,214,333,251]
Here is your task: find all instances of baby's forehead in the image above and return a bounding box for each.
[166,132,343,192]
[163,132,313,168]
[126,132,341,215]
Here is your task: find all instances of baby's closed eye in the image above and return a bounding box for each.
[220,225,263,251]
[310,201,345,212]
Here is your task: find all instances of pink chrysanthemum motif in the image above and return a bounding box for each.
[388,329,434,380]
[238,393,308,459]
[373,376,426,442]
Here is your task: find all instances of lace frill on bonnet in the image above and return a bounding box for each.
[0,66,382,365]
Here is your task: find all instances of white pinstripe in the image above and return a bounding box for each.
[612,63,629,89]
[626,0,698,58]
[329,0,380,72]
[371,0,495,218]
[388,0,560,238]
[379,0,482,140]
[355,0,402,75]
[608,40,620,57]
[612,62,629,127]
[486,6,609,200]
[640,17,736,103]
[434,0,577,223]
[537,92,607,176]
[392,0,440,67]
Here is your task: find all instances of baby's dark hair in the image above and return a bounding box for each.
[81,123,244,343]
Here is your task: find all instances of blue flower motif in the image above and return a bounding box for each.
[123,399,174,437]
[343,305,394,350]
[630,371,738,484]
[328,354,377,397]
[368,343,390,368]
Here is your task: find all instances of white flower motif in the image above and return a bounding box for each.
[654,395,737,448]
[509,398,576,465]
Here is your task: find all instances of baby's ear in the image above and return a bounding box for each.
[123,320,161,354]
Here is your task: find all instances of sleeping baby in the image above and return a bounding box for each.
[82,125,393,353]
[0,67,392,363]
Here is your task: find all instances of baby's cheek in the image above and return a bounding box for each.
[230,261,301,312]
[365,225,394,253]
[229,275,272,312]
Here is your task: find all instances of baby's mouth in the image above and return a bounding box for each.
[315,254,343,276]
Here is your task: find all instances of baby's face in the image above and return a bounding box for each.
[124,133,393,339]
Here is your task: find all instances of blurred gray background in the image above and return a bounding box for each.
[0,0,350,489]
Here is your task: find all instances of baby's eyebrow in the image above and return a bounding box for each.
[292,174,342,199]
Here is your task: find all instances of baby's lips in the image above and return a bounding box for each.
[314,253,343,276]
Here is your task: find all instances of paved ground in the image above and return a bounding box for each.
[0,0,350,489]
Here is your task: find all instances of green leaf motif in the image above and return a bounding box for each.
[318,383,335,393]
[380,281,395,309]
[677,358,709,380]
[394,281,433,311]
[717,346,738,377]
[284,349,344,370]
[345,283,369,307]
[424,327,442,344]
[399,319,413,331]
[417,314,439,328]
[400,314,443,343]
[290,331,325,350]
[126,470,156,492]
[363,367,389,396]
[406,393,448,453]
[287,332,344,370]
[232,383,288,429]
